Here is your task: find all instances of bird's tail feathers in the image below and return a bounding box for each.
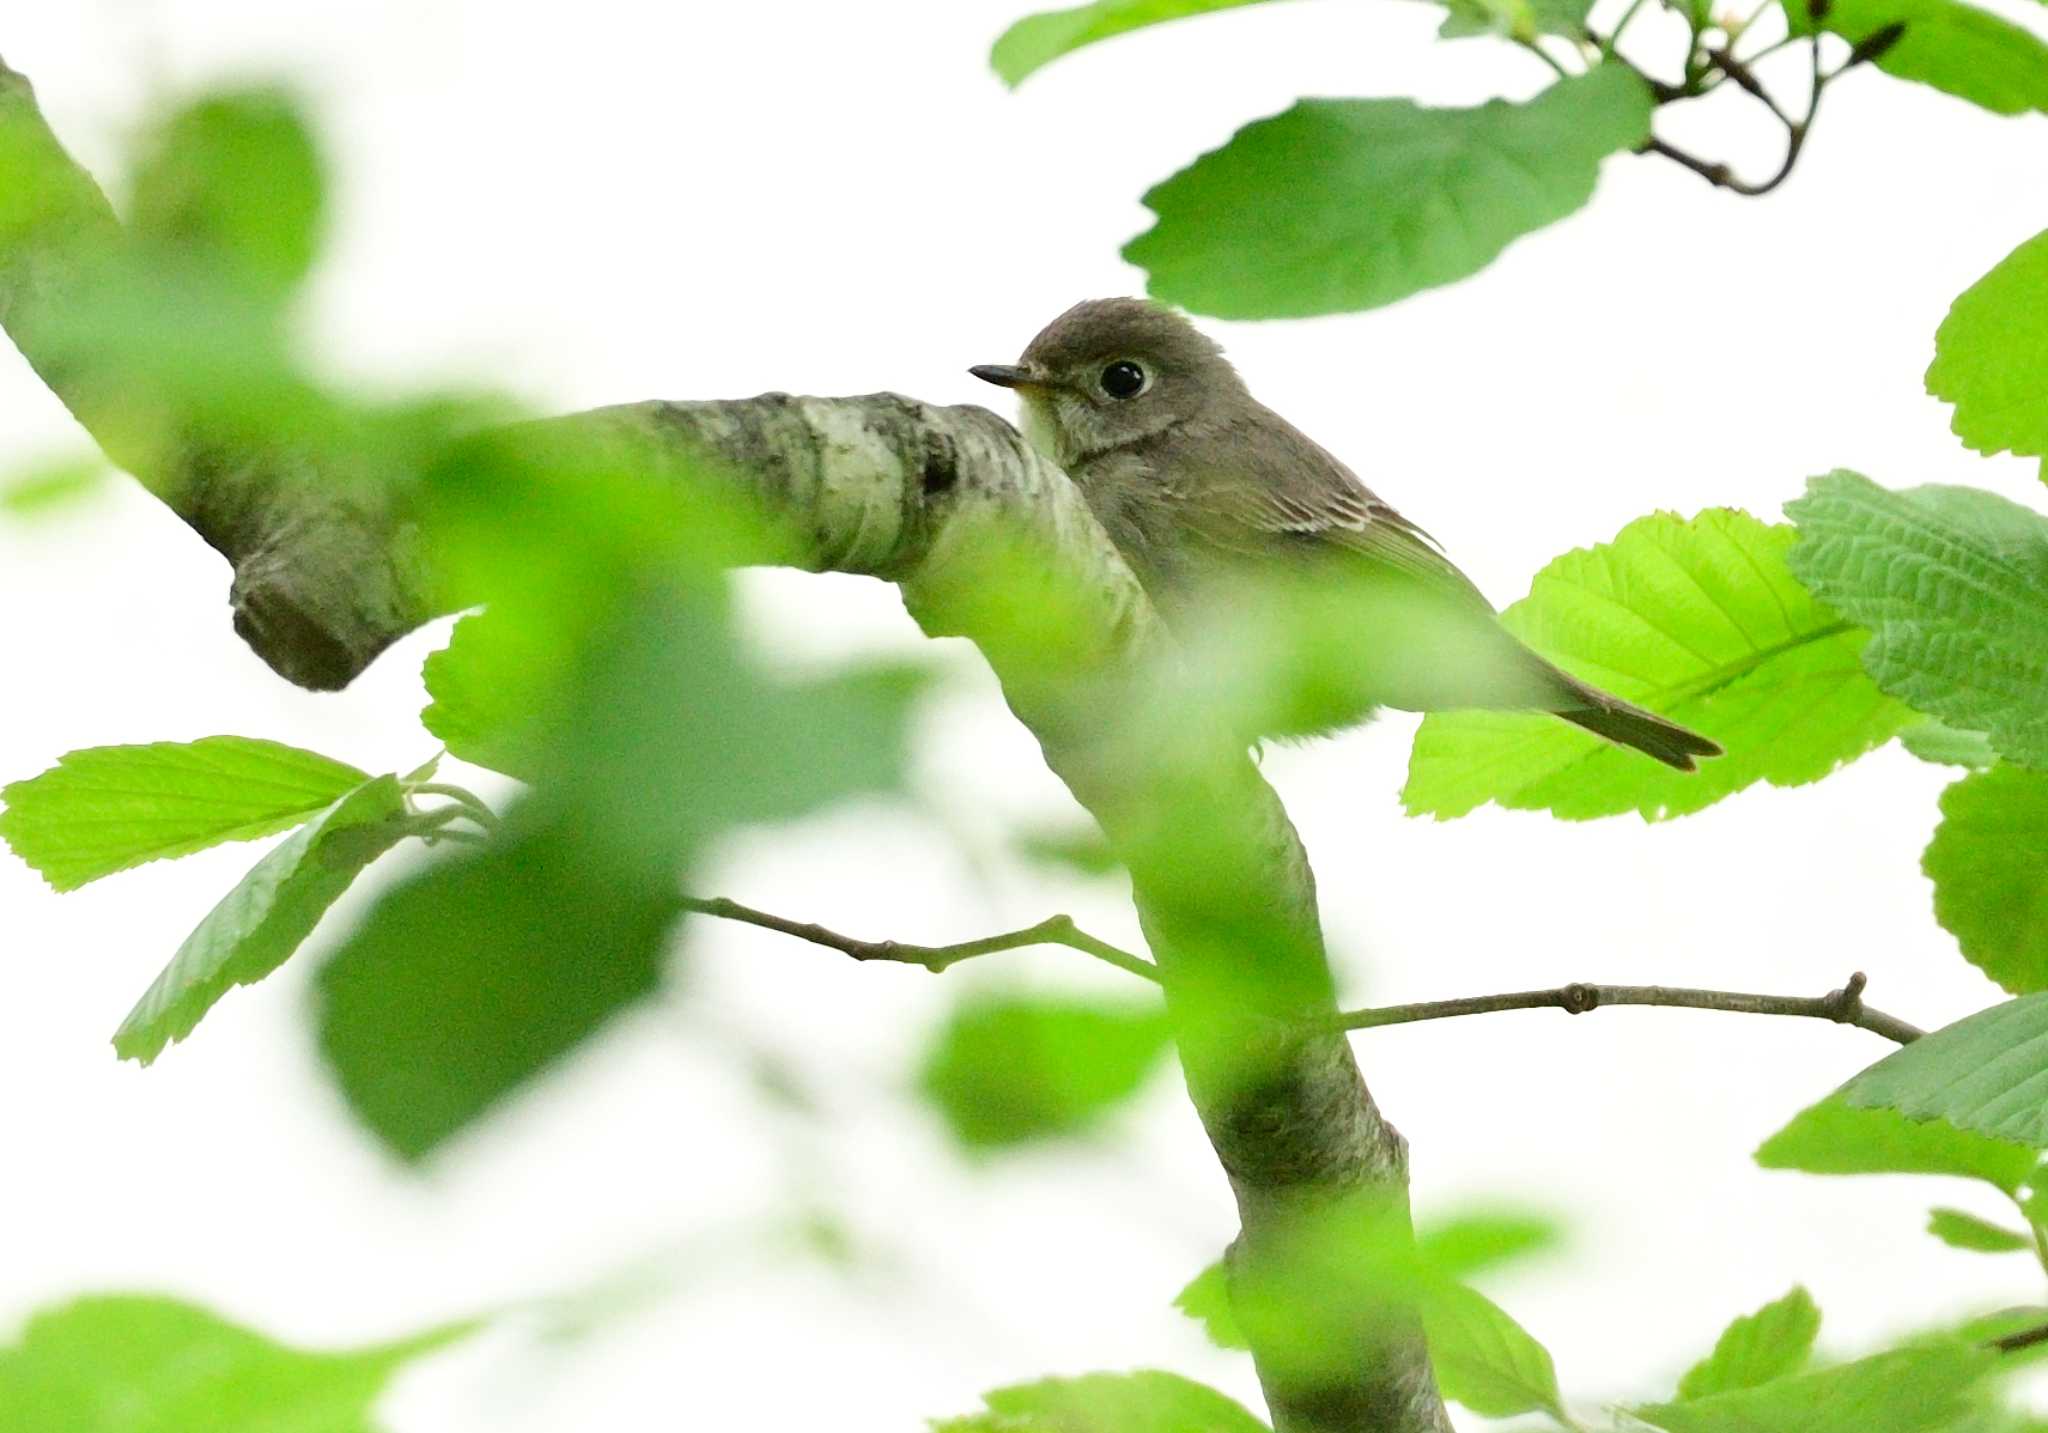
[1554,681,1722,772]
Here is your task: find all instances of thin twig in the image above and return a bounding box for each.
[1333,971,1922,1044]
[1639,31,1827,197]
[679,895,1159,982]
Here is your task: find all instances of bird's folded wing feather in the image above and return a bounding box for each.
[1172,412,1498,613]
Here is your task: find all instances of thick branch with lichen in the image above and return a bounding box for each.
[0,56,1448,1433]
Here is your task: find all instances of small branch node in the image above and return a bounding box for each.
[1561,983,1601,1015]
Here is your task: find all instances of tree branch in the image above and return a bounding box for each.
[1336,970,1923,1045]
[0,57,1452,1433]
[679,895,1159,981]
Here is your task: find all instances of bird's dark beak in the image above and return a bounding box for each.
[970,364,1038,390]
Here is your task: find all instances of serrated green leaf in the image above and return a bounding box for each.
[1422,1282,1565,1420]
[1928,228,2048,477]
[1404,509,1911,821]
[1925,765,2048,994]
[918,992,1171,1149]
[1900,721,2000,768]
[0,1294,475,1433]
[1677,1287,1820,1400]
[1125,64,1652,319]
[1173,1261,1250,1351]
[0,737,370,891]
[991,0,1288,86]
[1928,1206,2033,1252]
[129,88,325,299]
[1635,1340,1996,1433]
[1842,994,2048,1147]
[1755,1094,2037,1193]
[113,776,412,1065]
[1785,0,2048,116]
[1786,472,2048,769]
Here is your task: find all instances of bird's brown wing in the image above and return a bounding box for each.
[1170,408,1498,615]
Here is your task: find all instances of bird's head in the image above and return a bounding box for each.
[971,298,1246,468]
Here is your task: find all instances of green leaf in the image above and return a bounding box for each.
[1414,1209,1561,1280]
[1841,993,2048,1147]
[918,992,1171,1149]
[1785,0,2048,117]
[128,88,325,299]
[1404,509,1912,821]
[113,776,412,1065]
[1171,1208,1556,1356]
[1422,1282,1567,1420]
[1928,228,2048,476]
[991,0,1287,87]
[0,737,370,891]
[1676,1287,1821,1400]
[1125,64,1653,319]
[1634,1341,1997,1433]
[1928,1206,2033,1252]
[0,455,108,517]
[1900,721,2000,768]
[1437,0,1594,40]
[323,587,923,1160]
[1925,765,2048,994]
[0,1294,474,1433]
[1173,1261,1249,1351]
[1755,1094,2037,1193]
[935,1371,1269,1432]
[1787,472,2048,770]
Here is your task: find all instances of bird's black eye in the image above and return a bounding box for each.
[1100,360,1147,400]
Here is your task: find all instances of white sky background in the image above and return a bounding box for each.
[5,0,2048,1426]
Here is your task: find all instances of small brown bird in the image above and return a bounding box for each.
[972,298,1720,770]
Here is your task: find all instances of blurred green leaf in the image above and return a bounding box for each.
[128,88,325,300]
[918,992,1170,1149]
[1173,1261,1249,1351]
[1414,1209,1561,1280]
[0,737,369,891]
[1422,1281,1566,1421]
[1013,822,1124,879]
[991,0,1286,86]
[1925,765,2048,994]
[1928,228,2048,476]
[114,776,413,1065]
[0,456,108,516]
[935,1370,1269,1432]
[322,585,923,1160]
[1788,474,2048,769]
[1676,1287,1820,1401]
[1634,1340,1997,1433]
[0,1294,474,1433]
[1755,1094,2038,1193]
[1901,721,2000,769]
[1437,0,1592,39]
[1841,994,2048,1146]
[1405,509,1910,821]
[1125,64,1651,319]
[1786,0,2048,116]
[1928,1207,2033,1253]
[1176,1219,1559,1355]
[420,605,568,781]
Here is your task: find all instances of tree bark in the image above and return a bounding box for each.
[0,57,1450,1433]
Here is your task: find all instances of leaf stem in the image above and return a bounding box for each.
[1332,971,1922,1044]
